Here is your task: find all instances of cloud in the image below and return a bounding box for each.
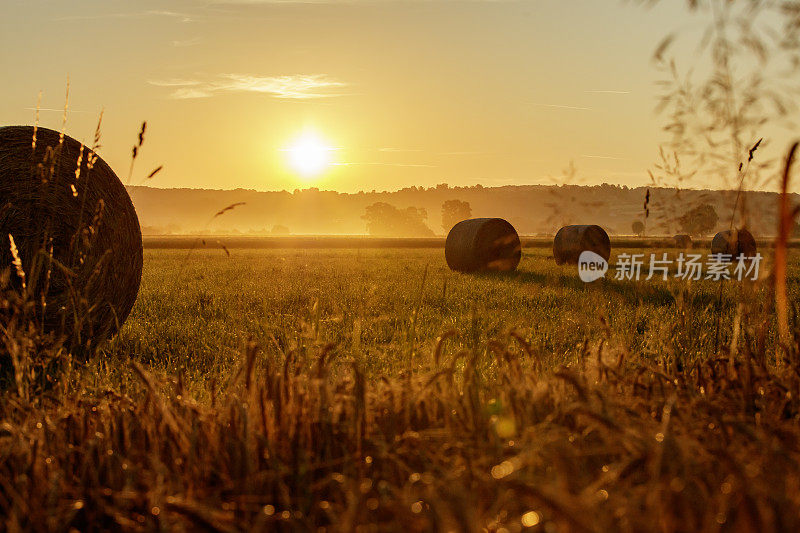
[172,88,216,99]
[146,10,194,22]
[172,37,202,47]
[56,10,193,22]
[149,74,348,99]
[334,162,436,168]
[531,103,594,111]
[208,0,514,3]
[149,79,202,87]
[24,108,91,113]
[579,154,631,161]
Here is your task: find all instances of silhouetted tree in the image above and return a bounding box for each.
[679,204,719,236]
[632,220,645,236]
[441,200,472,232]
[362,202,435,237]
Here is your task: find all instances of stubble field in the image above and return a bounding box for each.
[5,242,800,532]
[97,245,789,394]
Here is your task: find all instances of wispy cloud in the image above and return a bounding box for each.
[208,0,508,3]
[149,74,348,99]
[335,162,436,168]
[24,107,91,113]
[580,154,631,161]
[378,148,423,153]
[149,79,202,87]
[585,90,631,94]
[172,37,202,47]
[532,103,594,111]
[56,10,193,22]
[147,10,194,22]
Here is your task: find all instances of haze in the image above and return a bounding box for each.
[1,0,729,193]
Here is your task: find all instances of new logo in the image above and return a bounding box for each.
[578,250,608,282]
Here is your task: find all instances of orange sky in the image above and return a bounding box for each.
[1,1,795,193]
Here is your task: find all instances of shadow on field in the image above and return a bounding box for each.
[474,268,679,307]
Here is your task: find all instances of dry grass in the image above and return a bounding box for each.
[3,317,800,531]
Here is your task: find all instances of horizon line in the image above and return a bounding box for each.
[125,183,791,195]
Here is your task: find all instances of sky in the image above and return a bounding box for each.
[1,0,794,193]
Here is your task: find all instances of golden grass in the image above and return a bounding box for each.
[3,324,800,531]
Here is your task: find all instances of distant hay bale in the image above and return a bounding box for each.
[0,125,143,350]
[673,234,692,248]
[711,228,757,260]
[553,225,611,265]
[445,218,521,273]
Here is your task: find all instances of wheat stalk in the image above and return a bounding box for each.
[59,77,70,146]
[31,90,41,152]
[8,234,26,291]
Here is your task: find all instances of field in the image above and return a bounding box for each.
[4,243,800,531]
[103,245,788,392]
[7,0,800,529]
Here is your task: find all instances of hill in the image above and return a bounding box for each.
[127,183,793,237]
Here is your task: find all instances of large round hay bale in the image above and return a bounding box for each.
[445,218,521,273]
[673,234,692,248]
[711,228,757,260]
[0,125,142,350]
[553,225,610,265]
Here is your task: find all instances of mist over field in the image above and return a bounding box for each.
[130,183,795,237]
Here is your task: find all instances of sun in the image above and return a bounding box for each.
[284,131,335,178]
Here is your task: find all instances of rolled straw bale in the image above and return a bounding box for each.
[673,234,692,249]
[0,125,143,350]
[711,228,757,260]
[553,225,611,265]
[445,218,521,272]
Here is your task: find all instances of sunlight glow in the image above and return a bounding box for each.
[284,131,335,178]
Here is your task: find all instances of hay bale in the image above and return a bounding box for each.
[673,234,692,248]
[711,228,757,260]
[553,225,610,265]
[0,125,142,350]
[445,218,521,272]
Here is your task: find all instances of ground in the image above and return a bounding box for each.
[4,244,800,532]
[97,246,785,395]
